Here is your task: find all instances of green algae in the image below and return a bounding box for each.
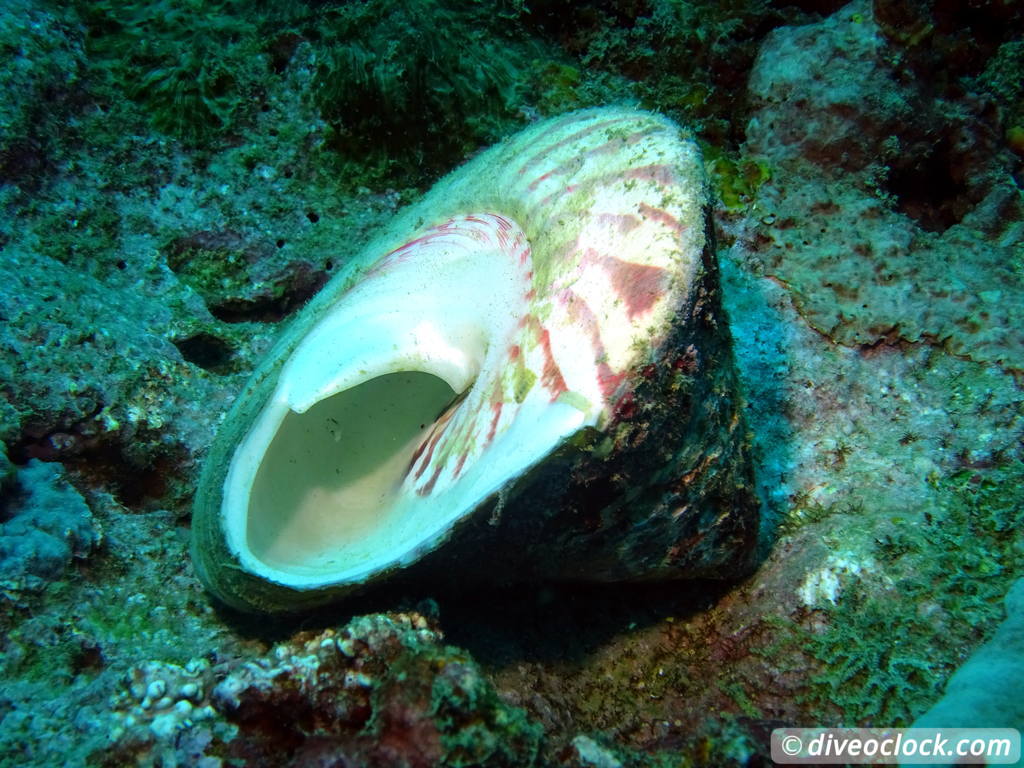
[309,0,537,181]
[427,652,543,767]
[976,40,1024,137]
[704,146,771,211]
[77,0,266,143]
[530,62,585,114]
[74,0,538,184]
[535,0,776,145]
[799,461,1024,725]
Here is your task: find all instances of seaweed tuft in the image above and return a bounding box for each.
[307,0,536,181]
[76,0,266,142]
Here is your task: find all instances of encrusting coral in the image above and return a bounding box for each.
[212,612,543,766]
[109,659,217,742]
[97,611,542,766]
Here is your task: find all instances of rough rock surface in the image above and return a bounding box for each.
[746,4,915,174]
[743,0,1024,371]
[0,0,84,186]
[0,459,101,590]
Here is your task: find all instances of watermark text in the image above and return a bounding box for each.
[771,727,1020,764]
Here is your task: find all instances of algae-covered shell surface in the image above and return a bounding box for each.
[191,107,760,613]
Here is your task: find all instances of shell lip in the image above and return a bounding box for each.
[215,212,599,597]
[219,378,595,594]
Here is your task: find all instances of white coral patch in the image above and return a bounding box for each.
[797,552,879,607]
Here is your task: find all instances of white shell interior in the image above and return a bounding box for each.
[221,215,595,589]
[246,372,458,576]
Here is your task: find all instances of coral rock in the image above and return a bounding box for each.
[210,613,542,767]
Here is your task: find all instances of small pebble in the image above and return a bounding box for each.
[173,700,193,716]
[180,682,200,701]
[338,638,357,657]
[146,679,167,701]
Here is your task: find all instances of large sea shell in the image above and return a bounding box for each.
[191,108,760,613]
